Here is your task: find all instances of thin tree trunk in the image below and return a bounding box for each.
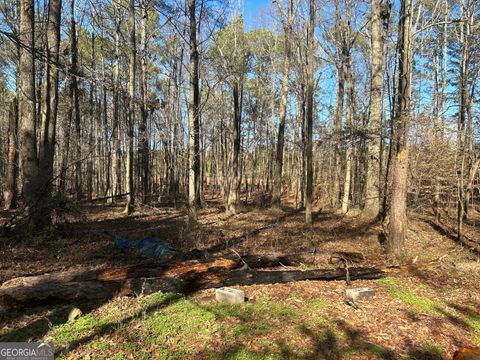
[440,0,448,138]
[69,0,81,201]
[188,0,200,224]
[341,56,353,213]
[226,80,242,215]
[139,0,149,204]
[124,0,136,214]
[272,0,293,207]
[4,98,19,210]
[111,6,121,203]
[333,64,345,207]
[305,0,315,225]
[87,34,95,202]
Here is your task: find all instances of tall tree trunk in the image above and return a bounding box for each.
[456,0,471,238]
[188,0,200,224]
[4,98,19,210]
[388,0,413,260]
[111,8,121,202]
[440,0,448,138]
[272,0,293,207]
[460,2,474,221]
[125,0,136,214]
[362,0,384,218]
[332,64,345,207]
[226,80,242,215]
[139,0,149,204]
[341,16,353,215]
[305,0,315,225]
[19,0,39,220]
[38,0,61,221]
[87,34,95,201]
[332,0,345,208]
[70,0,81,201]
[342,49,354,214]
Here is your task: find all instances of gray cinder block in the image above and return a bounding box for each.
[215,287,245,304]
[345,287,375,302]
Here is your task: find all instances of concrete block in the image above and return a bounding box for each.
[215,287,245,304]
[345,287,375,302]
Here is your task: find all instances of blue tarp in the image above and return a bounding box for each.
[113,235,177,258]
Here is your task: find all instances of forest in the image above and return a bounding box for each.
[0,0,479,358]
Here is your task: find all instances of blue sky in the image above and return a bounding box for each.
[242,0,276,30]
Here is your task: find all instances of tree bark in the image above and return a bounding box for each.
[387,0,413,260]
[139,0,149,204]
[362,0,384,218]
[18,0,39,219]
[70,0,82,201]
[4,98,19,210]
[38,0,61,221]
[305,0,315,225]
[86,33,95,202]
[111,8,121,203]
[188,0,201,224]
[341,3,353,215]
[124,0,136,214]
[226,80,242,215]
[272,0,293,207]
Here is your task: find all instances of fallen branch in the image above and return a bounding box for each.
[0,255,387,310]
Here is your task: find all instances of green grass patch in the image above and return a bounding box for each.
[306,298,330,309]
[49,292,179,351]
[377,277,441,315]
[52,313,115,346]
[144,297,216,342]
[204,298,301,341]
[465,314,480,345]
[215,348,280,360]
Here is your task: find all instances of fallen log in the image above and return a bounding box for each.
[0,258,237,309]
[0,254,386,310]
[126,266,386,295]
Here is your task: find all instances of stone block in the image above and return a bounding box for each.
[345,287,375,302]
[215,287,245,304]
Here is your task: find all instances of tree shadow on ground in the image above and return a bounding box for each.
[200,300,449,360]
[53,293,182,356]
[0,300,103,342]
[424,219,480,256]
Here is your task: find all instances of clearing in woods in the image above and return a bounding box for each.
[0,200,479,359]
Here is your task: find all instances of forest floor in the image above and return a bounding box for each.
[0,195,479,359]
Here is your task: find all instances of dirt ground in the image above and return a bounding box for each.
[0,196,479,359]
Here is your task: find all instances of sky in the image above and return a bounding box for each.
[242,0,277,31]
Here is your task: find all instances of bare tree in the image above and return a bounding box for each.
[305,0,315,225]
[38,0,62,223]
[188,0,201,224]
[18,0,39,223]
[272,0,296,207]
[125,0,136,214]
[387,0,413,260]
[139,0,150,204]
[362,0,388,218]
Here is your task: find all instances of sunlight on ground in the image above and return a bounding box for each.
[1,280,471,359]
